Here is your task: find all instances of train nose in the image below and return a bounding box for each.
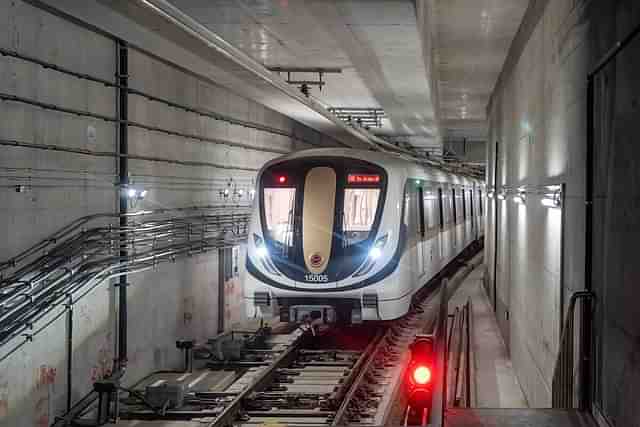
[302,167,336,274]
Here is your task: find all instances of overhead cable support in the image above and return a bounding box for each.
[0,209,250,363]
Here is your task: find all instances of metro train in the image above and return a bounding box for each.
[242,148,485,323]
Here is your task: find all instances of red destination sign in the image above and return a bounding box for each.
[348,174,381,184]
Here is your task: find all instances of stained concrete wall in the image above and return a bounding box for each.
[486,0,640,422]
[486,0,590,408]
[588,1,640,425]
[0,1,340,425]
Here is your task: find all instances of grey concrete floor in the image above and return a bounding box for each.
[446,408,596,427]
[448,264,528,408]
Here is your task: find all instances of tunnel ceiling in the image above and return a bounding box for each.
[435,0,529,142]
[141,0,529,153]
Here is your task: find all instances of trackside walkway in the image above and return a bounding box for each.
[447,263,528,408]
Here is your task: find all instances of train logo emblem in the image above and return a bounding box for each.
[309,253,323,268]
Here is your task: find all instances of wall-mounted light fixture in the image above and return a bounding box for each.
[124,186,147,200]
[513,187,526,205]
[541,186,562,208]
[14,185,31,193]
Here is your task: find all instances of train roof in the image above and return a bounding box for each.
[262,148,484,186]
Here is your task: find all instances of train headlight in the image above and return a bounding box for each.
[256,246,269,258]
[355,234,389,277]
[371,234,388,251]
[254,234,269,258]
[368,234,388,259]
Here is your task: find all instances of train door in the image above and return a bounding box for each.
[437,187,444,269]
[461,188,467,246]
[416,185,425,276]
[422,184,438,277]
[470,189,477,241]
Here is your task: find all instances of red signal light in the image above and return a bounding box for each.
[412,365,432,385]
[278,175,287,184]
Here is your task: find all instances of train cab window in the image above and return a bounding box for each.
[264,187,296,246]
[343,188,381,245]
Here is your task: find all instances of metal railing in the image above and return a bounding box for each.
[552,291,595,409]
[446,299,472,408]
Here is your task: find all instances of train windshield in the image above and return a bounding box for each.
[342,188,381,245]
[264,187,296,246]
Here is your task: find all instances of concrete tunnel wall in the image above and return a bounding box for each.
[0,1,342,425]
[485,0,593,409]
[485,0,640,423]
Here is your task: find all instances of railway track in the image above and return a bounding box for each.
[85,289,445,427]
[69,287,448,427]
[72,262,471,427]
[212,288,443,427]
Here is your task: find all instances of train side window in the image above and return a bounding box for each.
[438,188,444,229]
[417,186,425,237]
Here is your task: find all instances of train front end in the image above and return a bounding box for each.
[243,152,407,324]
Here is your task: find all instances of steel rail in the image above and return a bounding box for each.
[331,329,386,426]
[209,335,304,427]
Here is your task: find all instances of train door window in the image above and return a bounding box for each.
[470,190,474,219]
[479,189,483,215]
[438,188,444,229]
[417,186,425,237]
[454,188,463,223]
[343,188,380,245]
[424,188,437,230]
[264,187,296,246]
[461,189,467,220]
[451,189,457,224]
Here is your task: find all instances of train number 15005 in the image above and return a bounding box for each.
[304,274,328,283]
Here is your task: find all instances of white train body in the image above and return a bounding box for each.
[242,148,485,323]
